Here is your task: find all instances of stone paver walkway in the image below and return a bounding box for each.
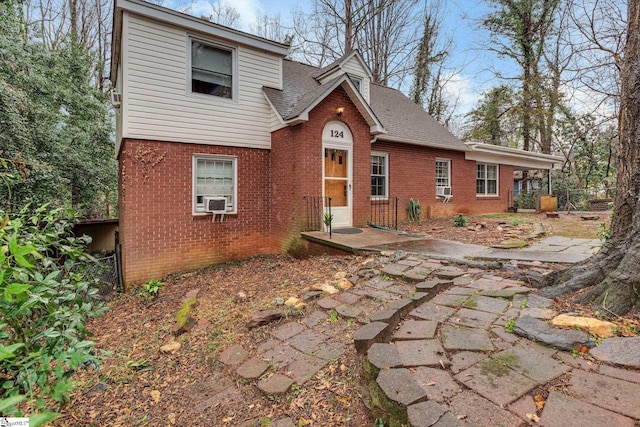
[214,247,639,426]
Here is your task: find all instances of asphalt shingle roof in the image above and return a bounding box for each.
[264,58,468,152]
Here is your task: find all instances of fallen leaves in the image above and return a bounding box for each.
[534,394,545,409]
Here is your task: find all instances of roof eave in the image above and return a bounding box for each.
[373,135,471,152]
[465,142,563,169]
[115,0,290,56]
[109,5,123,84]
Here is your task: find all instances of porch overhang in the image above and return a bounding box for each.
[465,142,563,170]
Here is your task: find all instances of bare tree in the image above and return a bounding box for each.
[540,0,640,316]
[207,1,240,28]
[290,0,421,86]
[250,12,292,45]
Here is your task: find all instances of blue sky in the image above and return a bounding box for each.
[163,0,513,119]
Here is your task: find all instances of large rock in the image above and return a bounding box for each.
[514,315,592,351]
[589,336,640,368]
[551,314,616,338]
[248,309,284,328]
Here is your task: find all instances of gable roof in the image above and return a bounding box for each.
[264,56,468,152]
[264,60,384,134]
[313,50,373,81]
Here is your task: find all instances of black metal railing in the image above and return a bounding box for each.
[370,197,398,230]
[303,196,332,235]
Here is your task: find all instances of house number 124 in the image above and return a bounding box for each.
[330,130,344,138]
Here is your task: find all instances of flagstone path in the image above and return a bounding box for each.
[217,250,640,426]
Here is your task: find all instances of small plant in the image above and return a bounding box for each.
[505,319,515,333]
[327,309,339,323]
[139,279,164,299]
[323,212,333,230]
[597,222,611,241]
[406,198,422,222]
[453,213,468,227]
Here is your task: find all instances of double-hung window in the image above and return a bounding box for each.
[435,159,451,189]
[193,155,237,213]
[476,163,498,196]
[190,39,234,99]
[371,152,388,198]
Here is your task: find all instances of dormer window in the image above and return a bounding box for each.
[191,39,234,99]
[348,74,363,92]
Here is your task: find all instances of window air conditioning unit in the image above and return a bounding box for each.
[436,186,453,203]
[204,196,227,222]
[110,90,122,108]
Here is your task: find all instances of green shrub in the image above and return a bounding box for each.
[453,214,468,227]
[514,192,536,209]
[406,198,422,222]
[139,279,164,299]
[0,205,107,415]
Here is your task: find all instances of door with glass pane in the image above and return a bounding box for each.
[323,146,352,227]
[322,121,353,228]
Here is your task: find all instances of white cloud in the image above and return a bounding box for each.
[443,72,480,117]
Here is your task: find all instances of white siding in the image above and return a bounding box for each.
[122,13,282,149]
[316,56,371,104]
[341,56,370,103]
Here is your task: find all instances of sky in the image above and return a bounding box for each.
[162,0,515,119]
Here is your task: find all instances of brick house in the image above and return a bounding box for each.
[110,0,561,283]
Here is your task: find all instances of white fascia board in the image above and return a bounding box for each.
[262,91,285,124]
[315,50,373,81]
[465,143,563,169]
[110,8,123,82]
[116,0,290,56]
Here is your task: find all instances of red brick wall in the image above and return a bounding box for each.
[118,139,274,284]
[118,89,515,284]
[371,141,514,220]
[270,87,372,251]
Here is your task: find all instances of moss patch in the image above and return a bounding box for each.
[175,297,197,329]
[461,297,478,308]
[479,354,520,377]
[362,360,409,427]
[286,236,309,259]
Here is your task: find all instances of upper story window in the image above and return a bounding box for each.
[435,159,451,188]
[477,163,498,196]
[191,39,234,99]
[371,152,388,198]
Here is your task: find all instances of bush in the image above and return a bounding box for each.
[406,198,422,222]
[0,205,107,416]
[453,214,468,227]
[514,191,536,209]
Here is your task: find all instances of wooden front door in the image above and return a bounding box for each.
[322,122,352,228]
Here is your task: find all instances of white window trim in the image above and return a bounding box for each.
[371,151,389,200]
[192,154,238,215]
[476,163,499,197]
[435,158,451,191]
[187,36,238,102]
[348,74,363,93]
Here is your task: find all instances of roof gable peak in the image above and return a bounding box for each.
[313,50,373,81]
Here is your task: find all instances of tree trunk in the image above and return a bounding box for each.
[540,0,640,316]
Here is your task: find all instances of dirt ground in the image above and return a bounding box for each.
[398,212,611,246]
[52,212,615,426]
